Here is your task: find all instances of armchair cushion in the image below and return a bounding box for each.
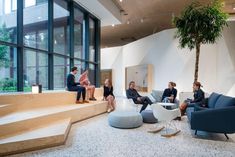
[208,92,221,108]
[151,90,163,102]
[214,95,235,108]
[147,93,157,103]
[194,104,208,111]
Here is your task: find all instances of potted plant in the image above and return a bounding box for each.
[173,0,228,82]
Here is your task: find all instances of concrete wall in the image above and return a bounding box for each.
[101,22,235,97]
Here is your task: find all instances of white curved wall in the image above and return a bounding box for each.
[101,22,235,97]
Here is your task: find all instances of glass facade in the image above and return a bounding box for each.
[0,0,100,93]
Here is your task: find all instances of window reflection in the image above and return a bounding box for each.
[23,49,48,91]
[74,7,84,59]
[0,45,17,92]
[23,0,48,51]
[89,18,95,62]
[0,0,17,43]
[54,56,69,89]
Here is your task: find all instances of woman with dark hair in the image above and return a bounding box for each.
[103,79,115,112]
[180,81,205,115]
[161,82,177,103]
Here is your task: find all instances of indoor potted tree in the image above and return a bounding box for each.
[173,0,228,82]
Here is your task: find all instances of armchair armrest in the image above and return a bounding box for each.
[191,106,235,133]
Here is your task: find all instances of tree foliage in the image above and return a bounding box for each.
[173,0,228,82]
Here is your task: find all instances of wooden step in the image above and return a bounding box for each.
[0,101,107,138]
[0,104,15,117]
[0,89,104,111]
[0,118,71,156]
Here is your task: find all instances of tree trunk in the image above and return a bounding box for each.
[194,43,200,82]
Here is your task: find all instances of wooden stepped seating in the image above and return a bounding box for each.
[0,118,71,156]
[0,104,15,117]
[0,88,107,156]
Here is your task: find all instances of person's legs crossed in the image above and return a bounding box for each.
[142,96,153,105]
[140,103,148,113]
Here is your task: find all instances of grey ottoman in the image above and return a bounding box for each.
[141,110,158,123]
[108,111,143,129]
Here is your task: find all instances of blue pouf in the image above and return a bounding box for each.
[141,110,158,123]
[108,111,143,129]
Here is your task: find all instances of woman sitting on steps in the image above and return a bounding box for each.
[103,79,115,113]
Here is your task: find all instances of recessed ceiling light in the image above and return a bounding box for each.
[120,0,122,2]
[112,24,115,27]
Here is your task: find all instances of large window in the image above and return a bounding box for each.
[88,63,95,85]
[0,0,100,93]
[0,0,17,43]
[54,56,69,89]
[89,18,95,62]
[23,0,48,51]
[23,50,48,91]
[0,45,17,92]
[74,7,84,59]
[74,59,85,80]
[53,0,69,55]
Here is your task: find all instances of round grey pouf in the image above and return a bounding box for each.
[108,111,143,129]
[141,110,158,123]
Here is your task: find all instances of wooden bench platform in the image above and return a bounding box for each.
[0,88,107,156]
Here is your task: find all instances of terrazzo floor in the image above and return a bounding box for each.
[9,98,235,157]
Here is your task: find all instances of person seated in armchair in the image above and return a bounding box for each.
[180,81,205,115]
[67,67,89,104]
[161,81,177,103]
[126,81,153,113]
[79,70,96,101]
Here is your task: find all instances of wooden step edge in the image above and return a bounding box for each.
[0,118,71,156]
[0,104,16,117]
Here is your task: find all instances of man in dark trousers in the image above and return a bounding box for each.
[126,81,153,113]
[67,67,89,104]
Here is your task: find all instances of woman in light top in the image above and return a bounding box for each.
[79,70,96,101]
[103,79,115,112]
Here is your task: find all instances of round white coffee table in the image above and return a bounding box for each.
[156,102,176,108]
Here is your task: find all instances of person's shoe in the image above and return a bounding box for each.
[83,100,89,103]
[76,101,83,104]
[107,108,111,113]
[89,97,97,101]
